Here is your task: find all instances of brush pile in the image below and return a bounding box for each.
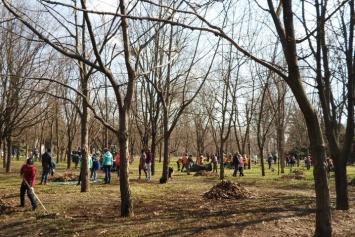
[51,172,78,182]
[203,180,253,199]
[194,170,219,177]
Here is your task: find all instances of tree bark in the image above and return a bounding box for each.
[118,115,134,217]
[6,135,12,172]
[274,0,332,235]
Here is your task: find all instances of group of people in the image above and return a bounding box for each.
[176,154,194,174]
[113,148,154,181]
[176,152,249,176]
[77,151,101,185]
[232,152,246,177]
[138,148,153,180]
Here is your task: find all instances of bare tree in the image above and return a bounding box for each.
[135,2,218,182]
[300,0,354,211]
[0,0,142,216]
[130,1,332,234]
[0,13,50,171]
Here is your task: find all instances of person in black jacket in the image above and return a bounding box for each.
[40,148,53,185]
[232,152,240,177]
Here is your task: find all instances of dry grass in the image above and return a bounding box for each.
[1,159,355,237]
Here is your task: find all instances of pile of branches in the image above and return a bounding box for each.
[194,170,219,177]
[51,172,78,182]
[203,180,253,200]
[280,170,305,180]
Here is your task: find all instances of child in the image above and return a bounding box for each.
[20,158,38,210]
[91,152,101,181]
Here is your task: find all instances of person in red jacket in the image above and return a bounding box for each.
[181,154,188,172]
[20,158,38,210]
[115,151,121,176]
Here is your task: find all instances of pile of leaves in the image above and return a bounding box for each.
[348,178,355,186]
[194,170,219,177]
[51,172,78,182]
[280,170,305,180]
[0,198,10,215]
[203,180,253,199]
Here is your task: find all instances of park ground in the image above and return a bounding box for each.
[1,158,355,237]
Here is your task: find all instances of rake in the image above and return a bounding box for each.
[23,179,58,219]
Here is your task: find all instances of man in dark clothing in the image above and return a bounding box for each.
[267,154,273,169]
[71,151,80,169]
[232,152,240,177]
[20,158,38,210]
[40,148,53,185]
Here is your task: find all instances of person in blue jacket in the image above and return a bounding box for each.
[91,152,101,181]
[102,148,113,184]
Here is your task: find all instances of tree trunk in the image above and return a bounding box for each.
[151,130,157,176]
[268,0,333,234]
[277,127,285,174]
[310,137,331,236]
[259,150,265,176]
[67,140,72,169]
[333,156,349,209]
[55,104,60,164]
[118,113,133,217]
[117,0,135,216]
[161,108,170,183]
[77,0,90,192]
[5,135,12,172]
[1,138,5,168]
[219,144,225,179]
[80,135,89,192]
[80,87,90,192]
[289,70,332,237]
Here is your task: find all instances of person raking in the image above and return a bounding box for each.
[19,157,38,211]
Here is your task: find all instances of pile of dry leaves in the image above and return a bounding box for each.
[280,170,305,180]
[51,172,78,182]
[348,178,355,186]
[0,198,10,214]
[203,180,253,199]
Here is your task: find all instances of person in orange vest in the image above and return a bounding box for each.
[181,154,188,172]
[176,157,183,171]
[243,155,248,169]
